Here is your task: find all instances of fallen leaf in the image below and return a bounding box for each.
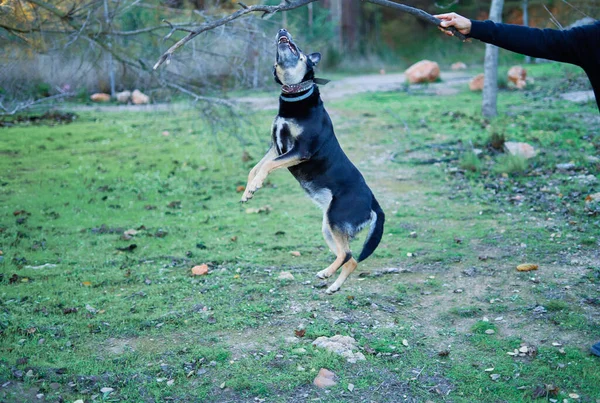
[517,263,538,272]
[490,373,501,381]
[63,307,78,315]
[236,185,245,193]
[485,329,495,335]
[569,393,580,399]
[124,229,138,236]
[191,264,209,276]
[100,387,114,394]
[219,382,226,389]
[438,350,450,357]
[294,329,306,338]
[402,339,409,347]
[348,383,354,392]
[245,205,272,214]
[167,379,174,386]
[82,281,92,287]
[230,236,238,242]
[290,251,301,257]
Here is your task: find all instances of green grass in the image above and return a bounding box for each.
[0,63,599,402]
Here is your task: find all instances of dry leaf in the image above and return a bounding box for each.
[402,339,409,347]
[82,281,92,287]
[517,263,538,272]
[294,329,306,338]
[569,393,580,399]
[191,264,209,276]
[290,251,301,257]
[236,185,245,193]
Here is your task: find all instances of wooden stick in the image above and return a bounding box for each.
[363,0,467,41]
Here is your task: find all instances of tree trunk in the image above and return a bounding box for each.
[482,0,504,118]
[103,0,116,97]
[522,0,530,64]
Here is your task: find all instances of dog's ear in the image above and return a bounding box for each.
[308,53,321,66]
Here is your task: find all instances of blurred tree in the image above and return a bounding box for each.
[482,0,504,118]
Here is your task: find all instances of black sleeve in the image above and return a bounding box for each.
[469,20,596,67]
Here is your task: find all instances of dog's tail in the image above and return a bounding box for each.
[357,197,385,262]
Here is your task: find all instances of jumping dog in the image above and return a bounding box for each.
[241,29,385,294]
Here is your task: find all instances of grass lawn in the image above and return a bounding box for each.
[1,63,599,402]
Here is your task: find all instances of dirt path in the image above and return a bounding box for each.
[70,71,472,112]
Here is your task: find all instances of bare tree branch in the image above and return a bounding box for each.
[0,92,75,116]
[153,0,467,70]
[153,0,319,70]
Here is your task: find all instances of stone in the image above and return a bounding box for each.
[404,60,440,84]
[90,93,111,102]
[131,89,150,105]
[277,271,295,281]
[556,163,576,171]
[504,142,537,159]
[451,62,467,70]
[508,65,527,89]
[469,74,485,91]
[115,90,131,103]
[313,368,337,388]
[560,90,595,104]
[191,264,209,276]
[312,335,366,363]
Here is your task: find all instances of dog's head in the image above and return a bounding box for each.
[273,29,321,86]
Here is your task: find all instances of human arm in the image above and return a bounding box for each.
[435,12,597,66]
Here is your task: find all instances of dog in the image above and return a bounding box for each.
[241,29,385,294]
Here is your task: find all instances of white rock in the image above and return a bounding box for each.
[560,90,595,104]
[504,142,537,159]
[312,335,365,363]
[115,90,131,103]
[277,271,295,281]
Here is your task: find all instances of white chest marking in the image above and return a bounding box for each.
[273,117,303,154]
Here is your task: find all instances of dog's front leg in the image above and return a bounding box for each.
[242,149,306,201]
[242,145,277,202]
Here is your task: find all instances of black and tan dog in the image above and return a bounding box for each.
[241,29,385,294]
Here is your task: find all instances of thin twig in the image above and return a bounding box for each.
[0,92,75,116]
[543,5,563,29]
[153,0,318,70]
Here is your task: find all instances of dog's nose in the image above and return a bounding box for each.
[279,28,287,34]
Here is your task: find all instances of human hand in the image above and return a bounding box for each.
[435,12,472,36]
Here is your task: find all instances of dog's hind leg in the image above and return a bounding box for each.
[326,257,358,295]
[316,228,351,280]
[322,216,338,255]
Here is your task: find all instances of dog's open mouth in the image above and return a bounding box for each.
[278,36,298,56]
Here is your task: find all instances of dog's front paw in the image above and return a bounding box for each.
[240,188,254,203]
[325,284,341,294]
[316,269,332,279]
